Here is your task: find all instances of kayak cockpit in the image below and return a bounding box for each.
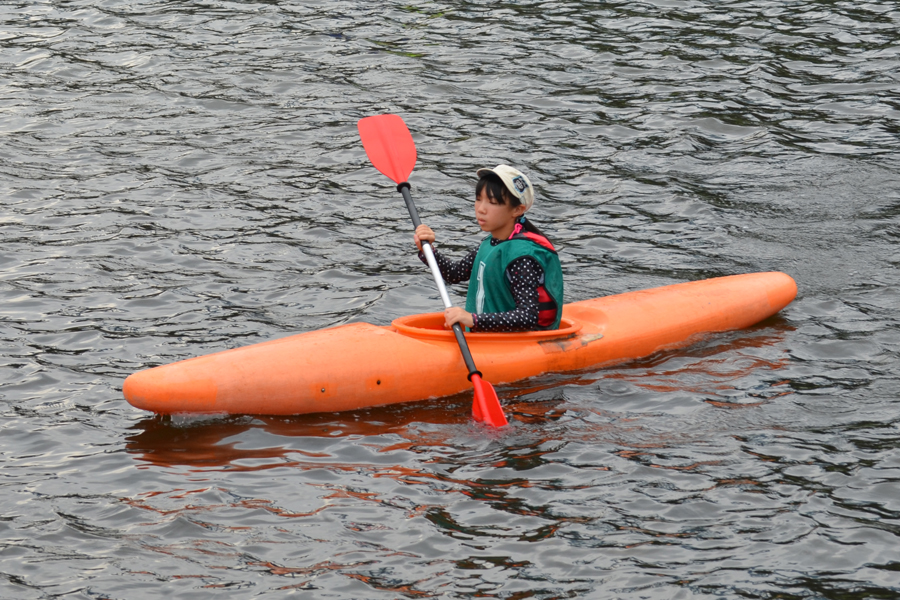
[390,312,584,342]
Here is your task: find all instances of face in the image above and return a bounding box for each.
[474,189,525,239]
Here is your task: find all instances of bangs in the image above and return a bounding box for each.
[476,173,518,206]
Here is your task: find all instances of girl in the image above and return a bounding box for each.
[414,165,564,332]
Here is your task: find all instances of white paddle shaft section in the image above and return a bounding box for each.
[421,242,453,309]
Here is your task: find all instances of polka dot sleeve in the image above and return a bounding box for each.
[418,248,475,284]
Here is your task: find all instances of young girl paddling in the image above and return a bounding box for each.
[414,165,564,332]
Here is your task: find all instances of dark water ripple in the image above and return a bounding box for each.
[1,1,899,598]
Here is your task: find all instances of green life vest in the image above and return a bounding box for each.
[464,234,564,330]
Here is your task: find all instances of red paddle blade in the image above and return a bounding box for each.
[470,374,508,427]
[357,114,417,185]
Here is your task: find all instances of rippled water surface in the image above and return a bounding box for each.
[2,1,899,598]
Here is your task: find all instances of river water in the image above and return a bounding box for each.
[2,1,899,598]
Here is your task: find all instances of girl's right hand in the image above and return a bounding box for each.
[414,224,435,251]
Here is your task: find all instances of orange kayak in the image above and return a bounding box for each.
[123,272,797,416]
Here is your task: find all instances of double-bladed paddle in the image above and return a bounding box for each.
[357,114,508,427]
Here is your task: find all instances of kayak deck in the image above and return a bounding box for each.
[123,272,797,416]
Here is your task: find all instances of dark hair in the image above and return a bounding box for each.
[475,172,546,238]
[476,172,519,207]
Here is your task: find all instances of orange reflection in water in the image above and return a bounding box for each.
[125,398,473,471]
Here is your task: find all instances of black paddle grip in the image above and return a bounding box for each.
[452,323,481,380]
[398,183,422,228]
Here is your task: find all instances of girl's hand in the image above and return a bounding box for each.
[414,224,435,251]
[444,307,474,329]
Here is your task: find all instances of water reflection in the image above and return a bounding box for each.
[125,400,468,470]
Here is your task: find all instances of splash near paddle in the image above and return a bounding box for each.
[358,114,508,427]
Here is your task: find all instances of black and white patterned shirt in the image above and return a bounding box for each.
[420,238,545,332]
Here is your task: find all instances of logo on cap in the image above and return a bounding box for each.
[512,176,528,194]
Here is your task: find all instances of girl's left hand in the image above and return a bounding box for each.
[444,307,474,329]
[414,224,435,252]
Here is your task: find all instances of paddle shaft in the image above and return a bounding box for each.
[398,183,480,379]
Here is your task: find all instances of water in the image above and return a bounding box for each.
[2,1,899,598]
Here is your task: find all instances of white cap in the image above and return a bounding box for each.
[475,165,534,211]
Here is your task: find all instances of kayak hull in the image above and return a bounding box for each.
[123,272,797,415]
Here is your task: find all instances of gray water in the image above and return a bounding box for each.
[2,1,899,598]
